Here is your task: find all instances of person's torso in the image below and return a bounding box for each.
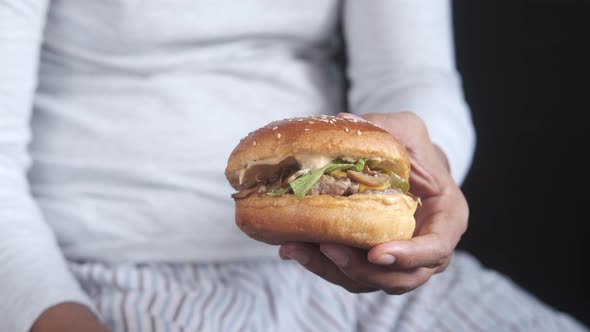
[30,0,345,262]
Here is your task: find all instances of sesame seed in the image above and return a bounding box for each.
[277,133,282,139]
[344,127,350,133]
[252,140,257,146]
[272,126,278,130]
[308,121,315,124]
[357,130,362,135]
[304,128,310,131]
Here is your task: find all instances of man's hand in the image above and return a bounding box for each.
[31,302,108,332]
[279,112,469,295]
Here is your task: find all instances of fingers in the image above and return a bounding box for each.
[367,232,453,270]
[368,190,468,271]
[434,254,452,273]
[319,244,434,295]
[279,112,468,294]
[367,221,460,272]
[279,243,376,293]
[281,242,442,295]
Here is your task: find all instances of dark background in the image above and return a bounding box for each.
[453,0,589,327]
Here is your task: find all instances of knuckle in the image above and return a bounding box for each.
[460,210,469,236]
[427,233,452,264]
[432,255,452,272]
[459,220,468,237]
[347,285,376,294]
[435,262,450,274]
[436,242,453,260]
[384,284,416,295]
[453,190,470,234]
[425,261,444,269]
[343,268,364,282]
[384,270,432,295]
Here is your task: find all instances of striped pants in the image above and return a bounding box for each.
[69,252,588,332]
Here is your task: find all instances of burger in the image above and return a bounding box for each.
[224,115,419,249]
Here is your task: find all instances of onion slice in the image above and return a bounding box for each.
[283,169,310,185]
[346,170,390,187]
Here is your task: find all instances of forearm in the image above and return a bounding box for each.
[351,82,475,185]
[343,0,476,184]
[1,2,97,331]
[0,184,97,331]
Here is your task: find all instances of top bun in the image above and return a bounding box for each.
[225,115,410,190]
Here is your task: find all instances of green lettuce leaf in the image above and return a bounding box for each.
[324,163,355,174]
[289,167,326,199]
[267,186,292,196]
[353,159,366,172]
[289,159,366,199]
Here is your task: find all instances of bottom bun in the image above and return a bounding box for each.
[235,193,418,249]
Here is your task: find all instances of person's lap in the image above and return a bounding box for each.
[69,251,587,332]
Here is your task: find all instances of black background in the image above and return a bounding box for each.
[453,0,589,327]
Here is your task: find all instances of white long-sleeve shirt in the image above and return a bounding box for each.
[0,1,475,330]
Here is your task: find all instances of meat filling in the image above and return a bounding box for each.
[310,175,358,196]
[308,175,402,196]
[232,174,401,199]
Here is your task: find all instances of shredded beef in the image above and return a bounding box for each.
[231,186,260,199]
[233,174,400,199]
[307,175,398,196]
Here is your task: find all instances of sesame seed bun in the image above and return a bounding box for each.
[224,115,418,248]
[226,115,411,188]
[235,193,417,249]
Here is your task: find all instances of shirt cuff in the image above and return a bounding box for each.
[0,244,97,332]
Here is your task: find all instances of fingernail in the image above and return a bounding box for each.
[321,248,349,267]
[374,254,396,265]
[289,251,311,266]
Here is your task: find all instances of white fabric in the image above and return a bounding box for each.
[1,1,475,330]
[69,252,588,332]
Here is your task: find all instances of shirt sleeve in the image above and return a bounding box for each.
[0,2,96,331]
[342,0,476,185]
